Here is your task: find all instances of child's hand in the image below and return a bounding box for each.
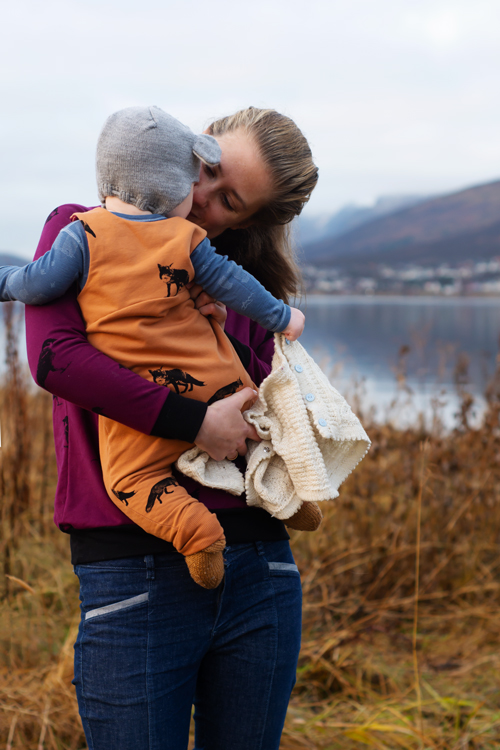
[282,307,305,341]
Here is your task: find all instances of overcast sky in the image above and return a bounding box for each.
[2,0,500,258]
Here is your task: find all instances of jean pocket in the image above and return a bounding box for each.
[85,592,149,621]
[268,561,299,575]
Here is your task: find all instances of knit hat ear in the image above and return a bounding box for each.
[193,134,221,166]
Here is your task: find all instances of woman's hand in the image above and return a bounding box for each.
[195,387,261,461]
[188,282,227,329]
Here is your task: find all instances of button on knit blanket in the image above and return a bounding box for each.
[176,333,371,520]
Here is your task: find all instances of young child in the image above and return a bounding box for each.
[0,106,314,588]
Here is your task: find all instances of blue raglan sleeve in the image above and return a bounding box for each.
[0,221,88,304]
[191,238,291,332]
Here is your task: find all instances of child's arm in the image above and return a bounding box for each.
[191,239,305,341]
[0,222,88,304]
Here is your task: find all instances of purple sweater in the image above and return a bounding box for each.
[25,204,275,533]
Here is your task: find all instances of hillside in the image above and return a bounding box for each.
[297,194,426,246]
[302,179,500,268]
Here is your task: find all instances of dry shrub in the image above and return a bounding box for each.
[1,320,500,747]
[0,304,56,597]
[0,304,84,749]
[285,362,500,748]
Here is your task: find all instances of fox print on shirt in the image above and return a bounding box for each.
[37,339,70,389]
[207,379,243,405]
[146,477,179,513]
[158,264,189,297]
[149,367,205,394]
[112,489,136,507]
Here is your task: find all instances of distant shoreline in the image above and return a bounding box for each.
[299,292,500,303]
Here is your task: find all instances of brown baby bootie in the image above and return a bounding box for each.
[185,538,226,589]
[284,501,323,531]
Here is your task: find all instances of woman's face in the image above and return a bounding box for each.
[187,130,274,239]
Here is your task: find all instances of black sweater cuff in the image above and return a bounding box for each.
[150,392,208,443]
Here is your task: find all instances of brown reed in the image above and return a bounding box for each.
[283,354,500,748]
[1,325,500,748]
[0,305,56,600]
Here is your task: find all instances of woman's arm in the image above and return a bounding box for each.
[25,204,206,442]
[25,205,260,451]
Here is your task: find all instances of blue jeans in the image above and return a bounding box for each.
[73,540,302,750]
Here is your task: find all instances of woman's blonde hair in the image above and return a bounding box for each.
[208,107,318,302]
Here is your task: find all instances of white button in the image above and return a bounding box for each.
[295,364,303,373]
[318,418,327,427]
[305,393,315,402]
[263,446,270,452]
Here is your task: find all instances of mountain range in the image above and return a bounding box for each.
[296,194,427,246]
[4,180,500,275]
[299,180,500,269]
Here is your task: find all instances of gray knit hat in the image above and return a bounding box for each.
[96,106,221,215]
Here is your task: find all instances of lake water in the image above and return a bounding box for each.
[296,295,500,428]
[2,296,500,429]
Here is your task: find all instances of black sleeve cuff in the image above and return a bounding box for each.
[225,332,252,370]
[150,391,208,443]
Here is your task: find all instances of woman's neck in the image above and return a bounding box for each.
[105,196,152,215]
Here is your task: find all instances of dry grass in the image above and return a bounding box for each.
[1,305,500,748]
[281,354,500,748]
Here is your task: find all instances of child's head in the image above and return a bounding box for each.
[96,106,221,217]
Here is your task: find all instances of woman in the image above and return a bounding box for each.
[25,107,318,750]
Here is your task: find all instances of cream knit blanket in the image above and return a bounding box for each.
[176,334,371,520]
